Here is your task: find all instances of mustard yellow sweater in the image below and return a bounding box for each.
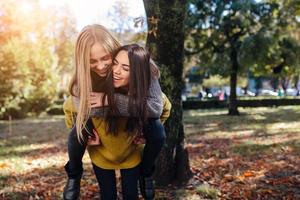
[63,93,171,170]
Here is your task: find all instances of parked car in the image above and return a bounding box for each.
[286,88,299,96]
[259,89,278,96]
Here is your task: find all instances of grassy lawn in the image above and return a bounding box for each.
[0,106,300,199]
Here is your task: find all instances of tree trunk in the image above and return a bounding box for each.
[143,0,192,186]
[281,77,289,96]
[271,77,279,92]
[228,48,239,115]
[294,75,300,96]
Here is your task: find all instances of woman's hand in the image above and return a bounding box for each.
[132,133,146,145]
[87,129,101,146]
[90,92,108,108]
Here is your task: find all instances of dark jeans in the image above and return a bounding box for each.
[141,119,166,176]
[93,164,140,200]
[65,118,166,178]
[65,118,94,178]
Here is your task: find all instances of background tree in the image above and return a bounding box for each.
[48,6,77,95]
[143,0,192,186]
[186,0,300,115]
[240,0,300,96]
[107,0,147,45]
[50,7,77,74]
[0,0,77,118]
[108,0,131,40]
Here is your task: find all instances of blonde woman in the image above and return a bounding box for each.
[63,25,168,200]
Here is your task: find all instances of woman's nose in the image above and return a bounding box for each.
[96,62,102,69]
[113,65,121,74]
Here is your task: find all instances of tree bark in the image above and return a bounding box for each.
[143,0,192,186]
[294,75,300,96]
[228,48,240,115]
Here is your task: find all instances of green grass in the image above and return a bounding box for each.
[230,140,300,156]
[184,106,300,158]
[231,142,278,156]
[196,184,220,200]
[184,106,300,143]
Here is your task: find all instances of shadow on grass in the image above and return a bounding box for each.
[0,117,69,157]
[231,141,300,156]
[184,107,300,143]
[0,145,64,160]
[231,143,279,156]
[187,134,300,158]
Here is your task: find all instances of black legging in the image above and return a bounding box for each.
[92,164,140,200]
[64,119,93,178]
[65,118,166,178]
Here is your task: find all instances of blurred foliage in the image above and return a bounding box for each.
[202,75,248,88]
[0,0,77,119]
[239,0,300,77]
[186,0,300,77]
[202,75,230,88]
[185,0,300,114]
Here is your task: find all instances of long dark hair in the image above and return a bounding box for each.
[106,44,152,135]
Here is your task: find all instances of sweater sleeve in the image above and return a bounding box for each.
[72,95,109,117]
[114,77,163,118]
[160,93,172,124]
[88,77,163,118]
[63,96,76,129]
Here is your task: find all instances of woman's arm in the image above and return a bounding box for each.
[88,77,163,118]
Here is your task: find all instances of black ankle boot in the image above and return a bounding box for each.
[139,175,155,200]
[63,175,82,200]
[63,163,82,200]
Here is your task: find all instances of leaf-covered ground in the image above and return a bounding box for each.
[1,106,300,199]
[184,106,300,200]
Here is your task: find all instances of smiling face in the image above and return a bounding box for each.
[90,42,112,77]
[112,50,130,88]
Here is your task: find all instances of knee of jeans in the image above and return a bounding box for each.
[144,120,167,143]
[69,126,77,138]
[148,125,166,145]
[123,194,138,200]
[68,127,86,145]
[122,187,138,200]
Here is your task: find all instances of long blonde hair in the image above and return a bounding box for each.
[69,24,121,142]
